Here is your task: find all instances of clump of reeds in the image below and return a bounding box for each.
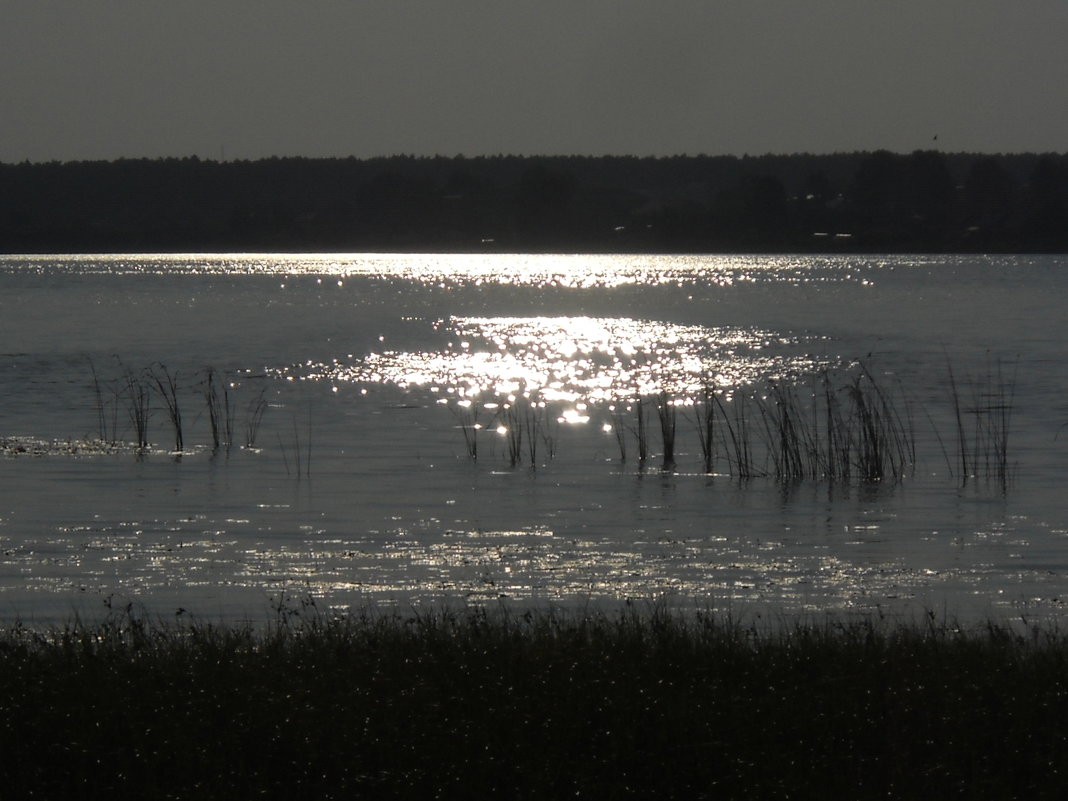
[706,364,916,483]
[758,382,811,481]
[691,381,716,474]
[202,366,235,449]
[88,359,275,455]
[451,397,483,460]
[842,364,915,482]
[535,401,558,463]
[948,355,1017,489]
[494,395,556,468]
[244,386,269,448]
[120,362,151,451]
[488,395,563,469]
[716,389,763,479]
[150,363,184,453]
[3,605,1067,799]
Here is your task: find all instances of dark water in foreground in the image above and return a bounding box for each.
[1,253,1066,624]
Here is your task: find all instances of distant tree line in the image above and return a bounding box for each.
[1,151,1066,253]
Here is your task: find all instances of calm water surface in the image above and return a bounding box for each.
[1,253,1066,625]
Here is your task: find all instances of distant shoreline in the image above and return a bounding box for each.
[3,151,1067,254]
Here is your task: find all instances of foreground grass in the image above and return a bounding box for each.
[2,606,1067,800]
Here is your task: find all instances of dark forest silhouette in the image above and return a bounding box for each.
[2,151,1066,253]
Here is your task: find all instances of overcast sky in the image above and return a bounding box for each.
[2,1,1066,163]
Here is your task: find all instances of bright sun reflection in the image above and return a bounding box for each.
[282,315,830,411]
[14,252,881,288]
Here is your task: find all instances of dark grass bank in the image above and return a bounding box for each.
[2,606,1066,800]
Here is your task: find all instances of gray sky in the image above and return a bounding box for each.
[2,1,1066,163]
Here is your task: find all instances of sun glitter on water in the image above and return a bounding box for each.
[281,314,830,411]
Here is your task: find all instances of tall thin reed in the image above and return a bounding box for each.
[539,402,558,461]
[277,432,291,475]
[692,382,716,474]
[656,391,677,467]
[992,357,1017,488]
[611,405,627,461]
[632,396,649,463]
[87,357,115,444]
[292,416,305,480]
[947,359,968,479]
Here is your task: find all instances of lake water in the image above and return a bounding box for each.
[1,253,1066,627]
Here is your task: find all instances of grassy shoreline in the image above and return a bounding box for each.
[2,605,1067,799]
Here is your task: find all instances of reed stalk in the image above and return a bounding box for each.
[656,391,677,468]
[539,403,558,461]
[294,416,303,480]
[947,360,968,479]
[611,405,628,461]
[87,357,116,444]
[277,432,290,476]
[632,396,649,464]
[304,407,312,478]
[523,400,539,467]
[993,357,1017,488]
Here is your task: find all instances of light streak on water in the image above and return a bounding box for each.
[0,252,893,287]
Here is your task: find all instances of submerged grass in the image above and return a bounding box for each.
[2,606,1067,799]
